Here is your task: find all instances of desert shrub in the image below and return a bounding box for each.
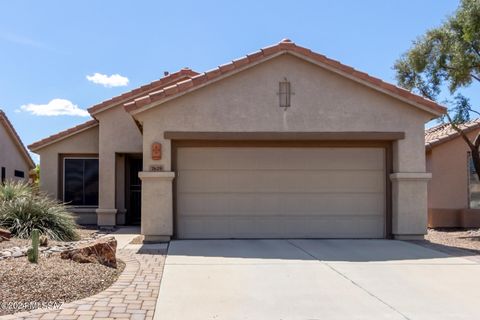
[0,179,32,202]
[0,180,79,241]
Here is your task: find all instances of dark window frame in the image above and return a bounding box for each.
[63,157,99,207]
[467,152,480,209]
[14,170,25,178]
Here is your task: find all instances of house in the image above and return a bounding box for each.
[426,120,480,228]
[29,39,446,241]
[0,110,35,183]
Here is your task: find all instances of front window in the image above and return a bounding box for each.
[468,153,480,208]
[64,158,99,206]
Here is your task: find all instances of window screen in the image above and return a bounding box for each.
[64,158,99,206]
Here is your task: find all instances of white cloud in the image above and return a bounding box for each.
[20,99,89,117]
[86,73,129,87]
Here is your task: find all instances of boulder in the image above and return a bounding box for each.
[61,236,117,268]
[0,228,11,239]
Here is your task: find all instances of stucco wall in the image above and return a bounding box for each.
[0,121,32,181]
[427,130,478,210]
[135,53,434,239]
[36,125,99,199]
[94,106,143,225]
[138,54,431,171]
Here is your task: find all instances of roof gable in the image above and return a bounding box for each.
[28,119,98,152]
[0,110,35,168]
[125,39,446,117]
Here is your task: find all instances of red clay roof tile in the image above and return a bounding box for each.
[87,68,198,115]
[125,39,447,116]
[28,119,98,151]
[425,119,480,149]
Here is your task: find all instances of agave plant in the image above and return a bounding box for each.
[0,180,79,241]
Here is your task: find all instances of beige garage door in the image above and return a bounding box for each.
[176,147,385,239]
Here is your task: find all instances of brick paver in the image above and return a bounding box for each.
[0,245,166,320]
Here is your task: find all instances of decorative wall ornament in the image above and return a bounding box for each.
[151,142,162,160]
[278,78,294,109]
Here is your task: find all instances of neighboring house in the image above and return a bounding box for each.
[0,110,35,183]
[426,120,480,228]
[29,39,445,241]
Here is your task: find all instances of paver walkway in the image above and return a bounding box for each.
[0,230,167,320]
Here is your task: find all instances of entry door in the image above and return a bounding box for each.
[126,157,142,225]
[176,147,386,239]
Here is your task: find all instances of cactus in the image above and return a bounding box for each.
[27,229,40,263]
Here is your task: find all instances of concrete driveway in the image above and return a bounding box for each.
[154,240,480,320]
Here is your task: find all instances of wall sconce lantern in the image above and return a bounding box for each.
[151,142,162,160]
[278,78,293,109]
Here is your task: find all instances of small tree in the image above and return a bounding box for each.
[394,0,480,179]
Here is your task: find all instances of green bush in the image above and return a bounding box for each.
[0,180,79,241]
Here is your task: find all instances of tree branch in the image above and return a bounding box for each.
[446,113,475,148]
[471,73,480,82]
[468,41,480,60]
[469,108,480,117]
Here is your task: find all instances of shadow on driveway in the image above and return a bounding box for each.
[164,239,478,263]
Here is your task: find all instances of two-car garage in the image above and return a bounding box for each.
[175,144,387,239]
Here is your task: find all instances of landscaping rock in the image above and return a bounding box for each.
[0,228,11,239]
[11,251,23,258]
[61,236,117,268]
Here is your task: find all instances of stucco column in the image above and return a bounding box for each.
[390,172,432,240]
[96,152,117,226]
[139,171,174,242]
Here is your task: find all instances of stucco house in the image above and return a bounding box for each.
[0,110,35,183]
[29,39,446,241]
[426,120,480,228]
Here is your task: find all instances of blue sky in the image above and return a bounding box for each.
[0,1,470,162]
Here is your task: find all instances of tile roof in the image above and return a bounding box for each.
[425,119,480,149]
[124,39,447,116]
[30,68,199,151]
[28,119,98,151]
[88,68,198,115]
[0,110,35,168]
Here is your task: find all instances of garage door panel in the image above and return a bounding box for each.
[176,147,386,239]
[178,148,384,171]
[178,170,384,193]
[178,215,384,238]
[178,193,384,216]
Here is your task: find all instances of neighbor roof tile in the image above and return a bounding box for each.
[425,119,480,149]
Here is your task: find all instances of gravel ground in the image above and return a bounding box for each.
[425,228,480,253]
[0,227,98,251]
[0,254,125,315]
